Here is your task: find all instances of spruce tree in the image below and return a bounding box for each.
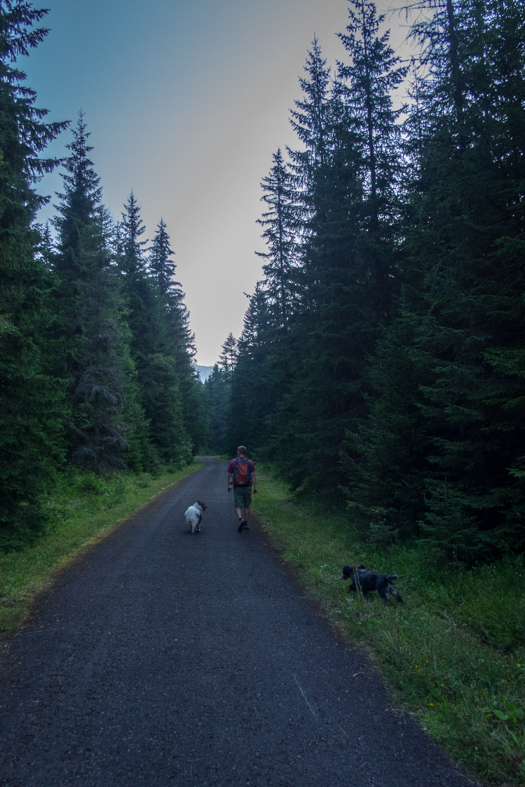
[120,194,190,466]
[149,217,177,296]
[54,113,102,279]
[345,0,525,558]
[149,217,206,453]
[204,365,231,454]
[219,333,238,379]
[67,205,131,472]
[268,129,369,494]
[0,1,67,546]
[263,13,391,494]
[256,150,300,325]
[244,150,303,466]
[407,0,525,556]
[337,0,407,309]
[289,37,333,183]
[227,285,273,455]
[54,115,133,472]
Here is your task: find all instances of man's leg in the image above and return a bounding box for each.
[234,488,245,531]
[235,488,252,532]
[235,508,244,531]
[237,510,245,532]
[241,488,252,530]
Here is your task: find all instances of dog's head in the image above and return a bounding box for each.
[196,500,207,512]
[335,564,366,581]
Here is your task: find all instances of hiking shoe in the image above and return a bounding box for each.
[238,520,245,533]
[243,522,250,530]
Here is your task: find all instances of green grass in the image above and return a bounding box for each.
[0,462,204,635]
[252,467,525,787]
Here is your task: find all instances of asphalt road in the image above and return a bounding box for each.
[0,458,476,787]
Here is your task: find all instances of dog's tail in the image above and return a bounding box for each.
[388,585,404,603]
[386,575,403,603]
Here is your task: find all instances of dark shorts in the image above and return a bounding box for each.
[233,485,252,509]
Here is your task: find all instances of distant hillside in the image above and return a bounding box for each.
[196,365,214,382]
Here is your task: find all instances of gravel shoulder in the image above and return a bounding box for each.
[0,458,477,786]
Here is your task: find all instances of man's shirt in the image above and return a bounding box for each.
[228,458,255,485]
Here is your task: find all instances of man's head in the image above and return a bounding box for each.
[237,445,247,457]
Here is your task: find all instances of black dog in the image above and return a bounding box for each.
[336,564,403,604]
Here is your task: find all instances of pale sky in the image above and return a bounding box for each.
[25,0,412,366]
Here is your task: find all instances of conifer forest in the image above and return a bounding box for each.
[2,0,525,564]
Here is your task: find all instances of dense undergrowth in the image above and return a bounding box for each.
[0,463,203,634]
[252,466,525,787]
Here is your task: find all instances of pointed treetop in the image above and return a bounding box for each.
[289,36,332,169]
[219,332,238,375]
[149,216,180,296]
[120,190,148,275]
[58,110,102,209]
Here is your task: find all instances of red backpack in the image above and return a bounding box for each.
[233,457,251,486]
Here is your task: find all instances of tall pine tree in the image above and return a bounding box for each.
[149,217,207,453]
[344,0,525,559]
[337,0,407,310]
[256,150,300,326]
[0,1,67,546]
[54,115,133,472]
[120,194,190,466]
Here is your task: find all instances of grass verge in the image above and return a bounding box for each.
[0,462,204,634]
[253,467,525,787]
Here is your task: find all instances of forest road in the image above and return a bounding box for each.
[0,458,476,787]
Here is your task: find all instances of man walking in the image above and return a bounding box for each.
[227,446,257,533]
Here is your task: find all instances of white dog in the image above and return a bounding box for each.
[184,501,207,534]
